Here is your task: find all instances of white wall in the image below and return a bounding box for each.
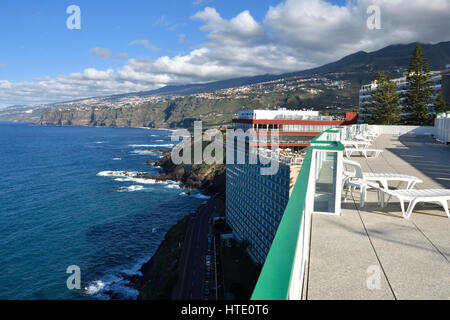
[435,113,450,143]
[370,125,435,136]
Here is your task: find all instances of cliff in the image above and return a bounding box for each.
[36,88,356,129]
[137,215,190,300]
[135,150,225,300]
[37,96,253,128]
[152,151,226,196]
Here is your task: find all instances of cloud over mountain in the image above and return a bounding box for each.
[1,0,449,106]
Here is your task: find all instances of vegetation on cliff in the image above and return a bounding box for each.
[137,215,189,300]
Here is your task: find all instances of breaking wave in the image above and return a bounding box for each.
[117,185,145,193]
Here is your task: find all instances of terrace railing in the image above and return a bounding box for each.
[251,125,370,300]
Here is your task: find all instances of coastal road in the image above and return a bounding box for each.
[172,197,216,300]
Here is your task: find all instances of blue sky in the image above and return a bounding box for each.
[0,0,448,106]
[0,0,286,82]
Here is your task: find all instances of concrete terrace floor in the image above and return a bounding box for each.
[305,134,450,300]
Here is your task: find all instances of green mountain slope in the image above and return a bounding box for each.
[2,41,449,128]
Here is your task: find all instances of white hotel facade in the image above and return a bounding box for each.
[358,67,450,123]
[226,109,357,264]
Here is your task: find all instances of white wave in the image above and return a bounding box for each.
[129,144,156,148]
[166,184,180,189]
[131,150,160,156]
[84,275,139,300]
[85,280,105,295]
[98,171,180,187]
[131,178,158,184]
[194,194,212,200]
[112,158,122,161]
[95,141,107,144]
[132,178,179,186]
[97,171,142,178]
[114,178,133,182]
[129,144,175,148]
[115,176,178,186]
[117,185,145,193]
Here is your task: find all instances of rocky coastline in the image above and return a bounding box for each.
[110,149,226,300]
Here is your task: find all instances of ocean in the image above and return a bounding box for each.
[0,122,208,300]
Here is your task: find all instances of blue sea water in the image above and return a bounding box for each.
[0,122,208,300]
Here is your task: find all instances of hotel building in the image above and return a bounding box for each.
[358,67,450,123]
[226,109,357,264]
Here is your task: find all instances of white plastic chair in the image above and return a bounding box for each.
[343,160,423,208]
[381,189,450,219]
[345,148,384,159]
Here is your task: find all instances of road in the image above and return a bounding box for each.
[172,197,216,300]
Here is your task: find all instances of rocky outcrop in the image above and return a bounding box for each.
[152,152,226,195]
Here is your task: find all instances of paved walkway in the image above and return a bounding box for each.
[306,134,450,300]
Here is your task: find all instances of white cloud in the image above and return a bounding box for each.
[154,15,178,31]
[154,15,170,27]
[129,40,161,52]
[1,0,450,106]
[90,47,112,59]
[90,47,128,60]
[178,34,188,44]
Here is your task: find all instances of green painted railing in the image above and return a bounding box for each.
[251,149,312,300]
[251,125,362,300]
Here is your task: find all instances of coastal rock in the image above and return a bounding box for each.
[150,154,225,195]
[118,273,143,290]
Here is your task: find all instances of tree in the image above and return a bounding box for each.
[403,42,434,125]
[433,89,448,116]
[369,71,400,125]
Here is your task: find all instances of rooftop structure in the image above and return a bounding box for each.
[233,108,358,150]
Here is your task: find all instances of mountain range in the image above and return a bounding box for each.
[1,41,449,128]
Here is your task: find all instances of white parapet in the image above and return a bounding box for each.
[435,113,450,143]
[369,125,436,136]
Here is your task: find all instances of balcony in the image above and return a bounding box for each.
[251,124,450,300]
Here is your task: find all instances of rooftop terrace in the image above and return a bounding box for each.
[305,134,450,300]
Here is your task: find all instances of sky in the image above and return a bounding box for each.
[0,0,449,107]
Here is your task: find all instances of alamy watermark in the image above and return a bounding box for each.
[66,265,81,290]
[67,5,81,30]
[367,5,381,30]
[366,265,381,290]
[171,121,280,176]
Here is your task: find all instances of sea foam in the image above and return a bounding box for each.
[85,280,105,295]
[131,150,162,156]
[117,185,145,193]
[98,171,180,187]
[129,144,175,148]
